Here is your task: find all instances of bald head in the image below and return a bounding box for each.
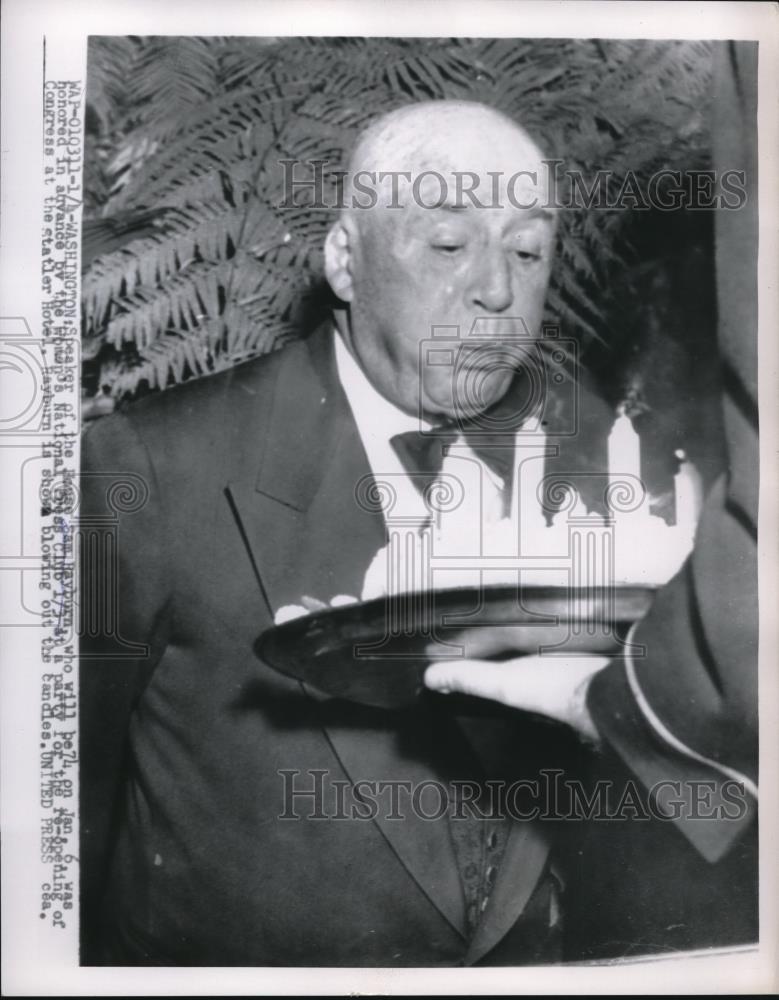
[343,100,548,214]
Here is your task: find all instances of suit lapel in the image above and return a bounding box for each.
[316,695,468,939]
[226,322,385,610]
[225,321,468,940]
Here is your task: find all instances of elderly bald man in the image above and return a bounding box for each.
[79,97,640,968]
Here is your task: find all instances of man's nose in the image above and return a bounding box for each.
[468,252,513,313]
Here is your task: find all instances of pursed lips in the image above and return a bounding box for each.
[455,349,526,370]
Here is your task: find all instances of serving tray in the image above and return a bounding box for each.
[256,585,655,709]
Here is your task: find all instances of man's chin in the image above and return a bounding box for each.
[423,378,513,425]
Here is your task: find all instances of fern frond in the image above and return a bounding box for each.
[104,82,308,211]
[85,36,139,133]
[83,35,714,402]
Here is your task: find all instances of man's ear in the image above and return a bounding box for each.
[324,216,358,302]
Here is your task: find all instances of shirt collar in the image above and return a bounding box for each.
[333,329,431,444]
[333,326,509,519]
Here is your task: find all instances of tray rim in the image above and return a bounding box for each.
[258,582,657,659]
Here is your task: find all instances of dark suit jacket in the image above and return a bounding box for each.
[80,321,571,967]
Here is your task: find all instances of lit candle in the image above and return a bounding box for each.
[673,449,704,535]
[608,405,641,489]
[513,424,548,548]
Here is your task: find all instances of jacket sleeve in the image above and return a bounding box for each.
[79,408,171,959]
[587,40,759,863]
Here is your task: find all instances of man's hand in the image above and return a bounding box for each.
[424,647,610,743]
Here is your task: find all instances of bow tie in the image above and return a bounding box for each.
[388,369,543,510]
[390,427,515,504]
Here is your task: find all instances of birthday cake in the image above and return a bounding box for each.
[274,413,703,624]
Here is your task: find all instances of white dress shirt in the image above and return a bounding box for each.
[333,329,507,532]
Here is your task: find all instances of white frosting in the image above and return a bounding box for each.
[360,484,698,601]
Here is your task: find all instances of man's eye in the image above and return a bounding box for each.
[432,243,465,255]
[515,249,541,262]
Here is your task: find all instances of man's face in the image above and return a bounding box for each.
[340,150,556,422]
